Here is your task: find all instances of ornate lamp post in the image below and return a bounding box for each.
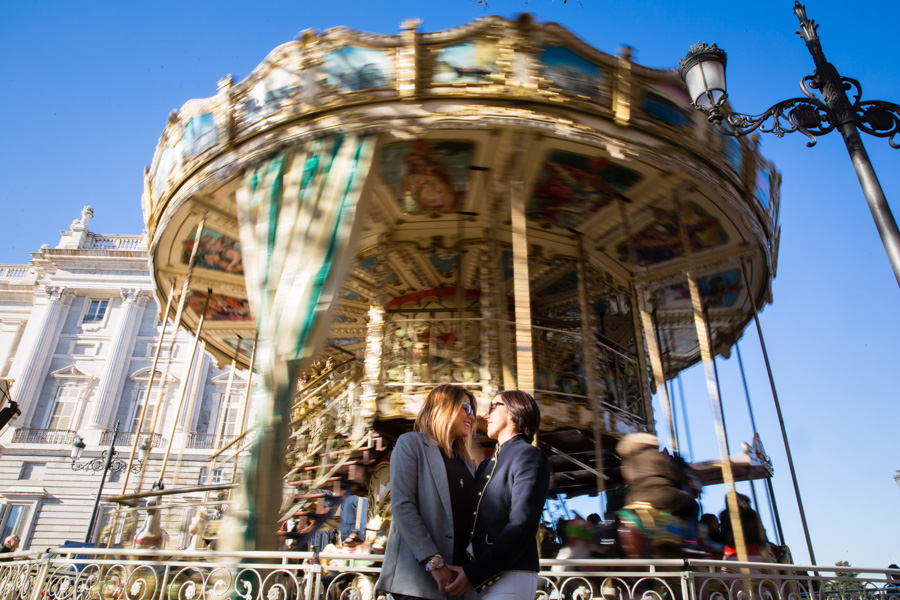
[71,421,149,544]
[679,1,900,287]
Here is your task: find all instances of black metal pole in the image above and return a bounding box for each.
[794,1,900,287]
[83,422,118,544]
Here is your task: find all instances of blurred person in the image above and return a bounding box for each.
[445,390,551,599]
[375,384,477,600]
[0,535,19,553]
[718,493,771,561]
[617,432,699,522]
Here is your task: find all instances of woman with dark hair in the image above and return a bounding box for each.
[375,383,477,600]
[445,390,551,599]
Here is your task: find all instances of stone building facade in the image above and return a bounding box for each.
[0,207,250,550]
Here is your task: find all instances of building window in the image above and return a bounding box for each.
[0,504,27,541]
[18,463,45,481]
[47,383,82,430]
[216,390,245,437]
[199,467,223,485]
[130,388,163,432]
[83,300,109,324]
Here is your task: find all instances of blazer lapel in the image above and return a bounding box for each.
[422,436,453,522]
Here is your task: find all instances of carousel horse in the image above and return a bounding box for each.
[616,502,708,558]
[134,493,165,549]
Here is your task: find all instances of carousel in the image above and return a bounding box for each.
[139,14,784,557]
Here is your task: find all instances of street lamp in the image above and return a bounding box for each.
[70,421,150,544]
[679,1,900,288]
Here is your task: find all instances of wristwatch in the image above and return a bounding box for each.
[425,554,445,572]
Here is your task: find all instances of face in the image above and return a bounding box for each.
[449,399,475,440]
[485,396,512,440]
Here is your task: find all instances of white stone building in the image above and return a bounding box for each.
[0,207,251,550]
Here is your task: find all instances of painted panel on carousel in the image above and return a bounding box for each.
[755,166,772,209]
[535,270,579,298]
[540,46,606,100]
[188,291,252,321]
[182,227,244,275]
[616,202,729,266]
[654,269,741,309]
[432,41,499,84]
[243,67,303,123]
[429,249,457,278]
[716,127,744,174]
[329,337,363,348]
[380,140,475,214]
[355,256,398,284]
[153,143,179,195]
[642,83,693,128]
[183,112,217,157]
[225,337,256,358]
[323,46,392,92]
[529,152,642,229]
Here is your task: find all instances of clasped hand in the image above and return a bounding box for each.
[442,565,473,596]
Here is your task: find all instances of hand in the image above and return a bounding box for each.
[430,565,455,592]
[444,565,474,596]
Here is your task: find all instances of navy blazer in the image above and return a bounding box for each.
[463,434,551,590]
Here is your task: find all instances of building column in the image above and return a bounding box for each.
[88,289,148,429]
[0,320,25,378]
[10,286,73,426]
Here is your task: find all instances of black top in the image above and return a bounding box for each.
[441,449,475,565]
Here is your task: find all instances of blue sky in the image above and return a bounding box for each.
[3,0,899,568]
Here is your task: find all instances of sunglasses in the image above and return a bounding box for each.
[487,401,505,414]
[460,401,475,417]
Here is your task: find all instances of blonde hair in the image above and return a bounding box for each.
[414,383,476,462]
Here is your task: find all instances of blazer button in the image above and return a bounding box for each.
[486,475,491,480]
[478,492,482,496]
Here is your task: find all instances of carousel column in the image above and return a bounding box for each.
[359,247,387,438]
[637,286,679,452]
[627,288,653,423]
[478,242,502,406]
[12,286,73,425]
[575,236,606,494]
[510,180,535,395]
[89,289,148,429]
[686,272,749,563]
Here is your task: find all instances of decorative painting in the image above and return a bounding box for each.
[380,140,475,214]
[182,227,244,275]
[329,337,363,348]
[243,67,303,122]
[716,127,744,174]
[540,46,605,100]
[529,152,642,228]
[355,256,398,284]
[153,145,176,193]
[755,165,772,209]
[653,269,742,309]
[432,41,499,84]
[224,337,256,358]
[535,270,579,298]
[617,202,729,266]
[188,291,252,321]
[323,46,391,92]
[642,84,693,128]
[428,249,457,278]
[183,113,217,156]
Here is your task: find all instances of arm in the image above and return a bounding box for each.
[462,447,551,589]
[388,434,441,564]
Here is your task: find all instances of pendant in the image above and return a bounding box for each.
[460,478,464,488]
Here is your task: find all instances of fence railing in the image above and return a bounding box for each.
[10,428,77,445]
[99,430,164,448]
[186,432,239,449]
[87,235,144,251]
[0,265,31,279]
[2,549,898,600]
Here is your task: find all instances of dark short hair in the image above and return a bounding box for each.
[495,390,541,441]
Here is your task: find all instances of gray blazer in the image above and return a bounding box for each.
[375,432,475,600]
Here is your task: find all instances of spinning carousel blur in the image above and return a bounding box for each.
[140,14,782,553]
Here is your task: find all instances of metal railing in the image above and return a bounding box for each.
[186,432,239,449]
[2,548,898,600]
[99,431,164,448]
[10,428,77,445]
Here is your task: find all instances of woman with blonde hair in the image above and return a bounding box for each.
[376,383,477,600]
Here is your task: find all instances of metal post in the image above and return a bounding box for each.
[84,422,119,543]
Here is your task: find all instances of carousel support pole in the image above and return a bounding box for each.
[628,288,653,423]
[118,278,175,495]
[478,241,503,406]
[686,273,749,563]
[740,260,817,564]
[637,289,678,453]
[510,179,534,396]
[575,233,606,495]
[203,338,241,496]
[158,288,212,485]
[734,342,768,540]
[231,334,258,483]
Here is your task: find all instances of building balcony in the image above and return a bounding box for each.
[185,432,240,449]
[98,430,163,448]
[11,428,78,445]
